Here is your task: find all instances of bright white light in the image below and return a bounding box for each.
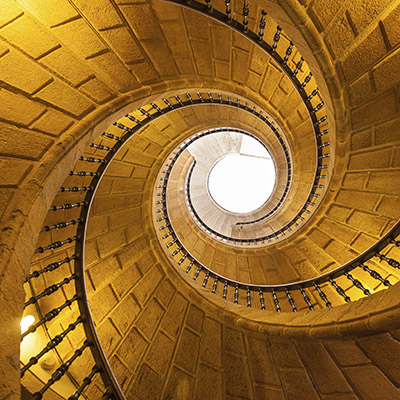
[20,315,35,334]
[208,146,276,214]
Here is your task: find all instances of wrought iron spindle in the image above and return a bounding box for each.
[68,366,99,400]
[90,143,113,151]
[212,277,218,293]
[314,283,331,308]
[69,171,98,177]
[178,254,187,265]
[21,295,78,340]
[125,114,141,125]
[193,266,202,280]
[163,98,173,109]
[243,0,249,32]
[102,132,122,140]
[285,288,297,312]
[271,289,281,312]
[49,202,87,211]
[34,236,77,254]
[223,281,228,299]
[31,341,90,400]
[293,57,304,76]
[205,0,212,12]
[301,72,312,88]
[25,255,76,282]
[362,264,391,287]
[225,0,232,21]
[172,246,183,256]
[202,272,210,287]
[41,219,81,232]
[113,122,130,131]
[283,41,293,64]
[24,275,76,307]
[234,284,239,304]
[259,289,265,310]
[376,253,400,268]
[299,287,314,311]
[21,317,83,377]
[186,260,194,273]
[246,287,251,307]
[272,26,281,52]
[329,278,351,302]
[59,186,92,192]
[344,272,371,296]
[139,107,151,117]
[258,10,267,42]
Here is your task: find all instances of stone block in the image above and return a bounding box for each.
[349,148,392,170]
[196,364,223,400]
[367,170,400,194]
[35,79,94,117]
[109,355,130,390]
[246,336,280,386]
[279,368,320,400]
[232,48,249,85]
[357,333,400,386]
[111,293,140,334]
[117,328,148,369]
[128,364,163,400]
[199,317,222,368]
[174,328,201,373]
[344,364,400,400]
[78,78,115,104]
[224,353,252,399]
[89,284,118,322]
[145,331,175,376]
[224,326,245,355]
[0,158,32,187]
[347,210,388,235]
[335,189,380,212]
[97,228,127,259]
[112,264,142,299]
[191,39,214,77]
[341,26,386,83]
[351,128,372,150]
[342,172,368,189]
[0,88,46,126]
[30,109,74,136]
[296,342,353,394]
[373,48,400,93]
[260,64,282,100]
[325,340,370,367]
[135,297,164,340]
[133,264,164,306]
[351,88,398,130]
[163,366,194,400]
[325,15,355,60]
[254,385,285,400]
[309,1,342,32]
[211,25,231,61]
[96,317,121,354]
[161,293,188,338]
[381,4,400,48]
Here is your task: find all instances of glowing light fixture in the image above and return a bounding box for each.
[20,315,35,334]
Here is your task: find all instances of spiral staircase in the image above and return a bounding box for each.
[1,0,400,399]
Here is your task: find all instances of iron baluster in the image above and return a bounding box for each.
[59,186,92,192]
[299,287,314,311]
[246,287,251,307]
[41,219,81,232]
[102,132,121,140]
[301,72,313,88]
[271,289,281,312]
[345,272,371,296]
[90,143,113,151]
[362,264,391,287]
[293,57,304,76]
[376,252,400,268]
[34,236,77,254]
[186,260,194,273]
[272,26,282,52]
[125,114,141,124]
[243,0,249,32]
[307,88,319,101]
[259,289,265,310]
[193,266,202,280]
[329,278,351,302]
[202,272,210,287]
[283,41,293,64]
[212,278,218,294]
[151,102,162,112]
[285,288,297,312]
[258,10,267,42]
[139,107,151,117]
[69,171,98,177]
[225,0,232,22]
[313,283,331,308]
[223,281,228,299]
[25,255,76,282]
[234,284,239,304]
[113,121,130,131]
[178,254,187,265]
[49,202,87,211]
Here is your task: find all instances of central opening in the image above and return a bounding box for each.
[208,135,276,214]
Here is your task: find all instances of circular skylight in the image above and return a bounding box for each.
[208,136,276,213]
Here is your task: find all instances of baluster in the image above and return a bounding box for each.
[32,342,90,400]
[243,0,249,32]
[285,288,297,312]
[293,57,304,76]
[49,202,87,211]
[312,101,324,113]
[223,281,228,299]
[391,239,400,246]
[301,72,312,88]
[25,275,76,308]
[90,143,113,151]
[197,92,204,102]
[258,10,267,42]
[376,253,400,268]
[159,223,170,231]
[246,287,251,307]
[59,186,92,192]
[205,0,212,12]
[34,236,77,254]
[225,0,232,22]
[271,289,281,312]
[307,88,319,101]
[318,128,329,137]
[156,214,167,222]
[313,283,332,308]
[69,171,98,177]
[202,272,210,287]
[272,26,282,52]
[25,255,76,282]
[212,277,218,294]
[151,102,162,113]
[21,317,83,377]
[21,295,78,340]
[68,366,99,400]
[234,284,239,304]
[207,92,213,102]
[172,246,183,256]
[186,260,194,273]
[166,238,177,248]
[178,253,187,265]
[299,287,314,311]
[237,98,240,107]
[362,264,391,287]
[163,98,173,109]
[344,272,371,296]
[113,122,130,131]
[186,93,193,103]
[193,266,202,280]
[314,115,327,125]
[102,132,122,140]
[41,219,81,232]
[139,107,151,117]
[329,278,351,302]
[125,114,141,125]
[283,41,293,65]
[162,231,173,239]
[259,289,266,310]
[218,93,223,103]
